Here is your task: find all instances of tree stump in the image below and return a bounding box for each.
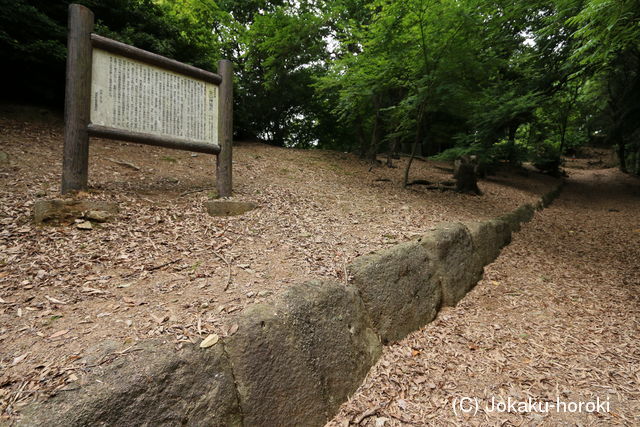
[453,155,481,194]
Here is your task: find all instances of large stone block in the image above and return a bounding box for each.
[492,218,513,247]
[224,280,381,427]
[514,203,535,223]
[540,184,562,207]
[500,203,535,233]
[468,218,512,268]
[348,240,442,343]
[420,223,484,307]
[18,340,242,426]
[33,199,119,224]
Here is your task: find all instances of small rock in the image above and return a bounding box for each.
[205,200,257,217]
[84,210,112,223]
[33,199,119,224]
[76,221,93,230]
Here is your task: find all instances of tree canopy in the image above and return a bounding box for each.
[1,0,638,173]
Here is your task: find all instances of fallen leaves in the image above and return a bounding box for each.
[199,333,219,348]
[328,168,640,426]
[150,313,168,324]
[122,297,144,306]
[81,287,106,295]
[0,115,564,419]
[227,323,239,336]
[44,296,68,305]
[12,354,28,366]
[48,329,69,339]
[106,157,141,171]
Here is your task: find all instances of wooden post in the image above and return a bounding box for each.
[61,4,94,194]
[216,59,233,197]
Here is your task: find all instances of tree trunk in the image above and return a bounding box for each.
[386,137,399,168]
[403,110,424,187]
[367,108,383,163]
[507,123,519,165]
[356,124,366,158]
[559,115,568,154]
[619,142,627,172]
[611,125,627,172]
[403,136,419,188]
[454,155,481,194]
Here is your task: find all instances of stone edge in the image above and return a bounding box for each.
[14,182,563,427]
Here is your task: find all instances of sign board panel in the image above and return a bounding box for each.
[62,4,232,196]
[90,49,218,145]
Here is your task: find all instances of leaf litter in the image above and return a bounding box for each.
[327,168,640,426]
[0,115,558,418]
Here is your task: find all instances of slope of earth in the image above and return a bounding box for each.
[0,109,557,417]
[328,168,640,426]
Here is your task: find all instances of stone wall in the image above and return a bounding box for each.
[18,183,562,427]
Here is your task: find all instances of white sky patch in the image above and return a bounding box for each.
[324,33,340,56]
[520,30,536,47]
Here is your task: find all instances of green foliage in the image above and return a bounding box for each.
[568,0,640,67]
[0,0,68,104]
[239,3,330,145]
[531,143,563,176]
[1,0,637,174]
[0,0,221,105]
[432,144,497,174]
[567,0,640,172]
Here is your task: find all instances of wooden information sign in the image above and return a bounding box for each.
[62,4,233,196]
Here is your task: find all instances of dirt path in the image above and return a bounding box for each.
[0,114,558,417]
[328,168,640,426]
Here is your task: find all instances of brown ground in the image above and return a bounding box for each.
[0,110,558,418]
[328,168,640,426]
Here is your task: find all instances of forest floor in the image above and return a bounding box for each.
[0,110,557,417]
[328,168,640,426]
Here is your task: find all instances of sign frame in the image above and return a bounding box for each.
[61,4,233,197]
